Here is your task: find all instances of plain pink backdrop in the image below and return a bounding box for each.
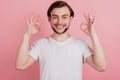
[0,0,120,80]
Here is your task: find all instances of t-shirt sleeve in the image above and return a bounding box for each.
[28,41,40,61]
[82,41,92,63]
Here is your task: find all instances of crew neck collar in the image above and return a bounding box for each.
[49,36,73,45]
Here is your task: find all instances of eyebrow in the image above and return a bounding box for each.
[51,14,58,17]
[62,14,69,16]
[51,14,69,17]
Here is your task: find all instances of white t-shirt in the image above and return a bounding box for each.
[29,36,92,80]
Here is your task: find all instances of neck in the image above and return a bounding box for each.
[51,32,71,42]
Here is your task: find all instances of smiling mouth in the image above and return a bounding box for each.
[55,24,66,29]
[56,25,64,29]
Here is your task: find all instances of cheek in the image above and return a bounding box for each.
[50,19,58,24]
[66,19,71,24]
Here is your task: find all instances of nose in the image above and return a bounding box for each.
[57,18,62,24]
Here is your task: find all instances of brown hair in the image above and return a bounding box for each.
[47,1,74,17]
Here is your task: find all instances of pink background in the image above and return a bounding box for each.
[0,0,120,80]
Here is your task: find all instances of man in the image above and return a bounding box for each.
[16,1,107,80]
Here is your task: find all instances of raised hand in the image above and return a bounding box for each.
[80,13,95,36]
[26,16,40,36]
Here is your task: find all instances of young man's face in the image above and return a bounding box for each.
[48,6,73,34]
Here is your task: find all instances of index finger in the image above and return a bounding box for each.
[84,13,90,23]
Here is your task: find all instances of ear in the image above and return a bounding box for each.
[70,16,73,20]
[48,17,51,22]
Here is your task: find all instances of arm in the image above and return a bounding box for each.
[80,13,107,72]
[86,28,107,72]
[16,16,40,70]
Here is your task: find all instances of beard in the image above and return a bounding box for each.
[51,23,69,34]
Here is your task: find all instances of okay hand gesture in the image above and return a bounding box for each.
[80,13,95,36]
[26,16,41,36]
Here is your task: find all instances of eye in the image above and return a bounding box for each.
[51,16,58,19]
[63,16,67,19]
[53,17,57,19]
[62,16,68,19]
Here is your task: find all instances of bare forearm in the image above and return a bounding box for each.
[16,33,31,68]
[91,31,107,69]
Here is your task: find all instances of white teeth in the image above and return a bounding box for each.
[57,25,63,29]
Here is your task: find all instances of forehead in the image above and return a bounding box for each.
[50,6,70,16]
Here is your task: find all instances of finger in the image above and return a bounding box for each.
[35,23,41,32]
[35,22,40,26]
[26,20,30,25]
[36,27,41,32]
[80,22,85,28]
[80,22,84,27]
[91,16,95,24]
[85,13,95,24]
[88,15,95,24]
[84,13,90,23]
[81,21,88,26]
[32,16,38,23]
[33,15,40,24]
[33,22,40,28]
[87,13,91,22]
[80,22,87,30]
[30,16,34,24]
[33,17,38,24]
[86,13,95,24]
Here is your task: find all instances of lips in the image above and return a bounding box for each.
[51,24,69,34]
[54,24,66,29]
[56,25,64,29]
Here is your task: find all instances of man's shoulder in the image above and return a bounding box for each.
[72,36,88,46]
[37,37,48,41]
[33,37,50,45]
[73,36,85,43]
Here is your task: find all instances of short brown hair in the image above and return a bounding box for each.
[47,1,74,17]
